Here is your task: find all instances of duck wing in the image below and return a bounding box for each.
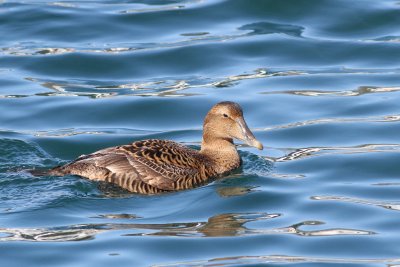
[60,139,203,192]
[118,139,202,190]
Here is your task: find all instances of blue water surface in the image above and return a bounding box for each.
[1,0,400,266]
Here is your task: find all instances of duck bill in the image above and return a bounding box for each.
[236,118,263,150]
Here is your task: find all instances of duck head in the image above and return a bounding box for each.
[202,101,263,150]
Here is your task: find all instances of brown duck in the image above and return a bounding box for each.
[47,101,263,194]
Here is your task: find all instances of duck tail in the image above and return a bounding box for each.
[28,166,65,177]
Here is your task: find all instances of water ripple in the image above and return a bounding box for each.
[0,213,279,241]
[1,67,396,99]
[31,128,156,137]
[5,0,211,14]
[270,144,400,162]
[260,114,400,132]
[0,128,158,138]
[153,255,400,267]
[238,21,304,37]
[0,138,55,170]
[312,196,400,212]
[0,213,375,242]
[263,86,400,97]
[8,68,300,98]
[0,19,306,57]
[1,66,398,98]
[367,35,400,43]
[90,213,141,220]
[270,220,374,237]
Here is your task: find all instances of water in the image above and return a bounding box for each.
[1,0,400,266]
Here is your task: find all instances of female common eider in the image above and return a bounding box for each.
[47,101,263,194]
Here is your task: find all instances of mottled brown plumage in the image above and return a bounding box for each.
[47,101,263,194]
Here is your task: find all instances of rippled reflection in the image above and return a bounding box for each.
[277,220,375,236]
[262,86,400,97]
[1,67,399,98]
[32,127,155,137]
[239,21,304,37]
[216,186,258,197]
[15,68,301,98]
[368,35,400,43]
[154,255,400,267]
[260,113,400,132]
[0,19,306,57]
[0,212,375,242]
[270,144,400,162]
[0,213,278,241]
[269,173,305,179]
[312,196,400,211]
[0,128,157,139]
[7,0,208,14]
[90,213,141,219]
[120,4,186,14]
[372,182,400,187]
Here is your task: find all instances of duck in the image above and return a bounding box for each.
[46,101,263,194]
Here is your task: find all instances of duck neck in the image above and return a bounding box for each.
[200,136,241,175]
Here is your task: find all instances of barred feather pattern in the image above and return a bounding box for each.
[51,139,230,194]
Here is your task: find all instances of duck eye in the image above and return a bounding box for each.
[223,114,228,118]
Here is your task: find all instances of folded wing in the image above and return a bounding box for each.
[58,139,203,193]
